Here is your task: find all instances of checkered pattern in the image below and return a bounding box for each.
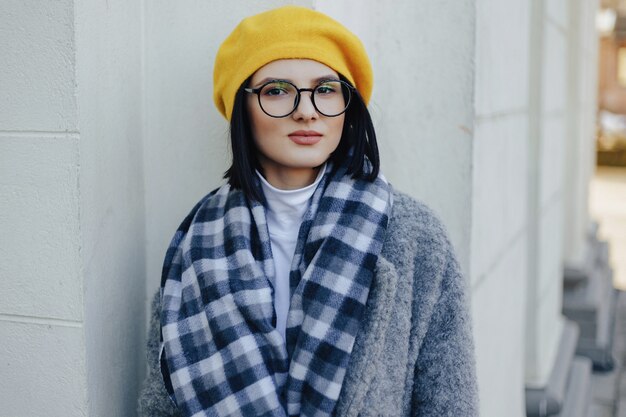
[160,163,392,417]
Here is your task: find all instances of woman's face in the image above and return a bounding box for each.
[247,59,345,189]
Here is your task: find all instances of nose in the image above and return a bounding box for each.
[292,91,318,120]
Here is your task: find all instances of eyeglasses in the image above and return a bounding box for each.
[244,79,353,118]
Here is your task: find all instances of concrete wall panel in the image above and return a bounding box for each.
[538,200,565,297]
[0,321,87,417]
[475,0,530,116]
[542,23,568,114]
[471,114,528,283]
[524,0,572,388]
[546,0,568,31]
[525,312,564,386]
[540,116,566,205]
[526,199,565,385]
[472,235,527,417]
[564,0,599,265]
[0,0,77,132]
[0,136,82,321]
[473,0,530,412]
[75,0,148,414]
[525,199,565,384]
[531,295,564,385]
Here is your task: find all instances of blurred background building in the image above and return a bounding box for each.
[1,0,625,416]
[599,0,626,166]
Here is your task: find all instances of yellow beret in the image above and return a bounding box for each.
[213,6,373,120]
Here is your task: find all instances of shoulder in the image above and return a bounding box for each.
[381,190,463,315]
[384,190,454,262]
[389,191,448,234]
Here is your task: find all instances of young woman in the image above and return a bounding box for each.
[139,6,478,417]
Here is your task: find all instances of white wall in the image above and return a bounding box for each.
[0,1,88,416]
[0,0,78,131]
[1,0,147,415]
[471,0,531,414]
[75,0,147,415]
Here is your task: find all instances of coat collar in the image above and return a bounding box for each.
[334,254,400,416]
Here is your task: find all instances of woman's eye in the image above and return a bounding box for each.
[315,83,338,95]
[262,83,292,96]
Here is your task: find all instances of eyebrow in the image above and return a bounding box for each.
[251,75,340,87]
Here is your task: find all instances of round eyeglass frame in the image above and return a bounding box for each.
[244,79,354,118]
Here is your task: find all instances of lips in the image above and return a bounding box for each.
[288,130,322,145]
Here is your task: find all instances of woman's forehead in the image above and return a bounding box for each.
[250,59,340,85]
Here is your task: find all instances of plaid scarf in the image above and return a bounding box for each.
[160,163,392,417]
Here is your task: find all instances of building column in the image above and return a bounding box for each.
[525,0,594,415]
[563,0,600,272]
[470,0,532,415]
[562,0,617,375]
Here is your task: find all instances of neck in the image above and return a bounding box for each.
[260,165,321,190]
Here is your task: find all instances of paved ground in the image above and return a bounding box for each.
[588,291,626,417]
[589,166,626,417]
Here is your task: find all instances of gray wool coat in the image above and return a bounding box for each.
[138,191,479,417]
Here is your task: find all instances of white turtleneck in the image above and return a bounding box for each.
[257,166,326,341]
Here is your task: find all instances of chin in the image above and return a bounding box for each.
[291,157,331,170]
[279,150,330,167]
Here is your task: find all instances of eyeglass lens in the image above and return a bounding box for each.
[258,80,350,117]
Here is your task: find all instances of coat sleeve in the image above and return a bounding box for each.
[137,291,181,417]
[411,240,479,416]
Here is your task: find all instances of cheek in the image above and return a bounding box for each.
[335,115,345,134]
[330,115,346,143]
[250,121,277,155]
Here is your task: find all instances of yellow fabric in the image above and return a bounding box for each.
[213,6,373,120]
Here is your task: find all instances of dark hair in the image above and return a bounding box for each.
[223,75,380,201]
